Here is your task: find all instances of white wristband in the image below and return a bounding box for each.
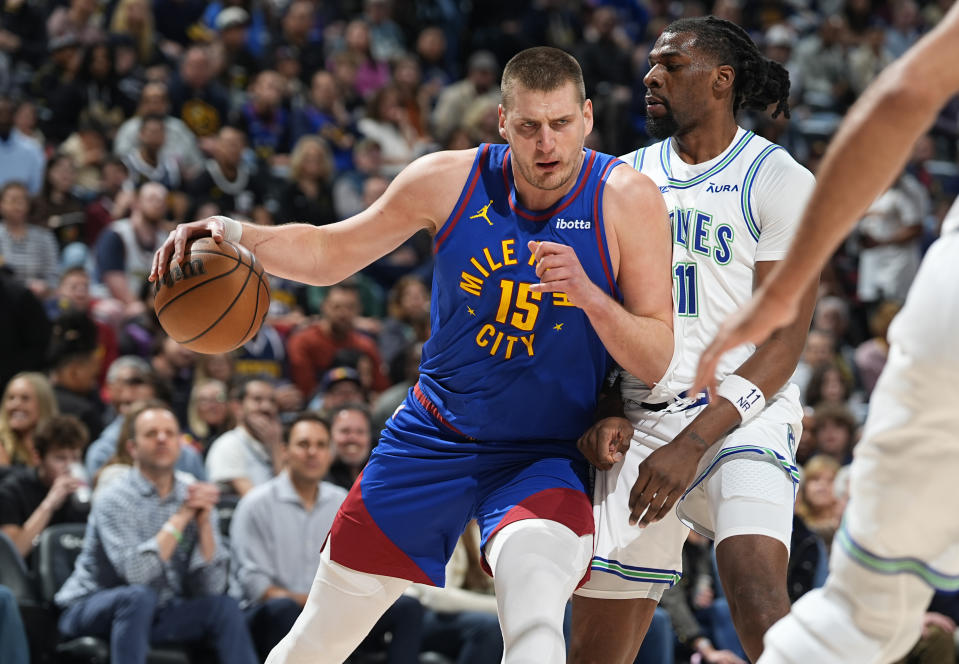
[716,374,766,424]
[216,215,243,244]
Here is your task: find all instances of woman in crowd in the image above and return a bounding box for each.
[795,455,844,550]
[0,182,59,298]
[0,372,58,472]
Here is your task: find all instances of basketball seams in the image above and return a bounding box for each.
[154,242,242,318]
[177,254,256,346]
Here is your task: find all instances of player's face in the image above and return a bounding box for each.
[499,81,592,193]
[285,420,334,484]
[643,31,718,139]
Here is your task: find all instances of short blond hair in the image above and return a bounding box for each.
[501,47,585,110]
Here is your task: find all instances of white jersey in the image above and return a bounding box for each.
[619,127,815,404]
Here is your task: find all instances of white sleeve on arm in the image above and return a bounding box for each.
[753,149,817,262]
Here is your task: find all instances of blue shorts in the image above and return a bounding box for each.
[326,385,594,587]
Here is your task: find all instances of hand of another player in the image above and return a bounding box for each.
[577,417,633,470]
[527,241,602,308]
[149,216,229,283]
[701,648,747,664]
[628,433,703,527]
[922,612,957,638]
[691,283,799,397]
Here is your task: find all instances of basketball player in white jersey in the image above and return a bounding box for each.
[695,5,959,662]
[570,17,818,664]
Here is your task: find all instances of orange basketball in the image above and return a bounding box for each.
[154,237,270,354]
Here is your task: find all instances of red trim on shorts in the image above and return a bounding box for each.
[503,149,598,221]
[328,471,435,586]
[593,159,620,295]
[481,487,595,587]
[435,144,490,252]
[413,381,471,438]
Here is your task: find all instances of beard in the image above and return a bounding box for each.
[513,155,580,193]
[646,108,679,140]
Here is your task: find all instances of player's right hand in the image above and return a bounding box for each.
[149,216,227,284]
[628,433,703,527]
[577,416,633,470]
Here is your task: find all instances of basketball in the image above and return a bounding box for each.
[154,237,270,354]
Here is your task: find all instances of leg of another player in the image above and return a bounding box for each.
[568,596,658,664]
[265,547,412,664]
[715,534,790,661]
[487,519,593,664]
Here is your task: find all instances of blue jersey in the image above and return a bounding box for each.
[418,143,624,442]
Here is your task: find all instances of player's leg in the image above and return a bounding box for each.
[265,547,412,664]
[759,234,959,664]
[486,518,593,664]
[707,457,795,661]
[569,596,657,664]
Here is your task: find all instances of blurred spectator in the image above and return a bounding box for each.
[804,361,854,411]
[117,279,163,359]
[30,34,86,144]
[311,366,367,415]
[854,300,900,397]
[114,82,204,177]
[359,84,428,178]
[392,54,432,139]
[212,6,259,99]
[338,18,391,99]
[792,329,836,406]
[46,0,104,47]
[577,6,634,151]
[792,16,851,112]
[0,414,89,560]
[59,119,110,201]
[54,402,258,664]
[230,412,347,657]
[847,23,895,98]
[0,269,51,392]
[0,97,45,196]
[431,50,500,145]
[0,372,57,470]
[372,342,421,434]
[149,336,196,425]
[83,156,135,245]
[0,181,59,298]
[294,70,359,174]
[326,403,373,490]
[186,379,232,456]
[795,454,843,550]
[205,376,280,497]
[234,323,289,378]
[287,282,390,399]
[332,137,383,220]
[169,44,230,139]
[857,173,927,309]
[110,0,164,68]
[233,70,293,166]
[78,40,139,134]
[379,276,430,376]
[0,0,46,72]
[415,25,454,90]
[31,153,86,249]
[94,182,169,317]
[364,0,406,62]
[271,135,336,226]
[13,99,42,145]
[811,402,857,465]
[194,352,234,387]
[886,0,922,58]
[787,512,829,603]
[152,0,206,56]
[278,1,325,85]
[48,310,105,440]
[328,50,365,116]
[187,125,269,222]
[0,585,29,664]
[123,114,183,191]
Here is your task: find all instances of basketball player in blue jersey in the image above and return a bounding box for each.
[150,47,675,664]
[570,18,818,664]
[695,5,959,663]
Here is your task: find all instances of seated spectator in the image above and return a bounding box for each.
[46,0,105,47]
[233,70,293,167]
[379,276,430,376]
[186,379,232,456]
[0,96,45,196]
[85,357,205,483]
[0,585,29,664]
[82,157,135,246]
[30,153,86,249]
[270,135,336,226]
[205,377,280,497]
[358,84,425,178]
[811,403,858,465]
[0,415,90,560]
[109,0,165,68]
[94,182,169,318]
[431,51,500,145]
[804,360,854,411]
[0,181,59,299]
[294,70,359,174]
[149,336,196,426]
[0,271,52,396]
[792,329,837,407]
[787,513,829,603]
[123,114,183,194]
[30,35,86,144]
[332,137,383,220]
[211,6,259,97]
[114,82,203,177]
[76,40,138,135]
[230,412,347,656]
[49,311,105,440]
[168,44,230,140]
[186,125,269,223]
[326,403,373,490]
[795,454,843,550]
[309,367,367,415]
[287,282,390,399]
[0,372,57,471]
[54,402,258,664]
[854,300,901,397]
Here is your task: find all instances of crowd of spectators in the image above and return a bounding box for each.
[1,0,959,662]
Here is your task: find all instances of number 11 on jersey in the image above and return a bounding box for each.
[674,263,698,317]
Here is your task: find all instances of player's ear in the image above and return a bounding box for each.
[498,104,508,140]
[714,64,735,95]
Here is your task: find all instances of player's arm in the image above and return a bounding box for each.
[530,166,674,387]
[694,3,959,388]
[150,150,473,286]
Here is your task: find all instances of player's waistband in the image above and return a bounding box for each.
[639,390,709,413]
[412,381,475,440]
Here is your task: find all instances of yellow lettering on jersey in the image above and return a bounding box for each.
[489,330,504,355]
[476,324,496,347]
[459,272,484,296]
[502,239,517,266]
[483,247,503,272]
[504,335,518,359]
[520,334,535,356]
[469,257,490,278]
[552,292,575,307]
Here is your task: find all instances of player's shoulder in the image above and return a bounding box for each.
[617,139,667,172]
[604,156,663,200]
[747,133,814,184]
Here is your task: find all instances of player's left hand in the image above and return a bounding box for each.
[527,240,602,308]
[628,432,704,527]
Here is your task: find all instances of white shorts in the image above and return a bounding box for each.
[577,385,803,601]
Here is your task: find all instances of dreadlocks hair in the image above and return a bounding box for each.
[664,16,791,119]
